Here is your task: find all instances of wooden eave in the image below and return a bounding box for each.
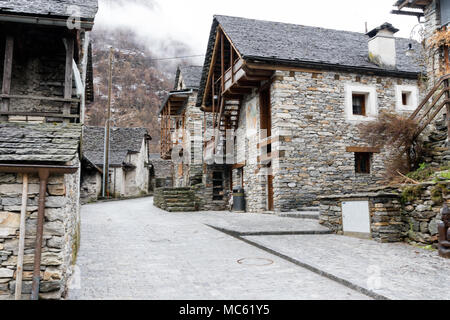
[391,0,431,17]
[201,25,273,111]
[161,93,189,116]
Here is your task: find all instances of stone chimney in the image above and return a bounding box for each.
[366,23,399,68]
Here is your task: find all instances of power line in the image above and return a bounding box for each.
[148,54,205,61]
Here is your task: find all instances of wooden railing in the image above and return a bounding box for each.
[410,74,450,139]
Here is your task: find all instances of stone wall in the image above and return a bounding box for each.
[423,117,449,167]
[271,70,422,211]
[319,181,450,246]
[401,181,450,245]
[0,25,78,121]
[0,166,81,300]
[80,169,101,205]
[172,91,204,188]
[319,192,404,243]
[232,69,422,213]
[424,0,444,85]
[124,139,149,197]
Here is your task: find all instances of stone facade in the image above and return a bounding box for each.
[319,181,450,245]
[232,70,423,213]
[0,165,81,300]
[81,129,151,202]
[80,167,102,204]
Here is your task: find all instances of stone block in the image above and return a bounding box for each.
[9,281,32,294]
[47,185,66,196]
[0,268,13,278]
[45,197,67,208]
[44,221,65,237]
[43,267,62,281]
[0,184,40,195]
[47,237,64,249]
[45,208,65,222]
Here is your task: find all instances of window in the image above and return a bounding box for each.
[352,94,366,116]
[355,153,371,174]
[345,85,377,121]
[402,93,409,106]
[396,85,418,112]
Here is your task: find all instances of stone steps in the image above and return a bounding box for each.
[154,187,198,212]
[278,211,320,220]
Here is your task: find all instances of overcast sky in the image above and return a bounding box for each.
[95,0,423,65]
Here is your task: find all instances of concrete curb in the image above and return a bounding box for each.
[83,195,154,205]
[208,225,389,301]
[205,225,333,236]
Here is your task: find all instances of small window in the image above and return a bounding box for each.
[402,93,408,106]
[401,92,412,106]
[352,94,366,116]
[355,152,371,174]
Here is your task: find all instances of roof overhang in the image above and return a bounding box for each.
[391,0,432,19]
[0,12,95,30]
[243,56,421,79]
[158,90,192,115]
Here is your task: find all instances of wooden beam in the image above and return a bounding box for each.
[390,9,424,18]
[1,35,14,121]
[398,0,411,10]
[202,29,222,106]
[0,94,80,103]
[0,111,79,119]
[228,88,253,95]
[221,31,225,92]
[346,146,381,153]
[232,162,245,169]
[218,25,242,59]
[245,62,324,74]
[63,38,74,123]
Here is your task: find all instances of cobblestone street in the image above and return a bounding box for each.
[67,197,368,300]
[68,197,449,300]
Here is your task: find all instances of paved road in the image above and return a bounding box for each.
[68,197,368,300]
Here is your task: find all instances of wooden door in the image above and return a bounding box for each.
[260,87,274,211]
[267,163,274,211]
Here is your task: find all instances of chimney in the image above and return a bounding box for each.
[366,23,399,68]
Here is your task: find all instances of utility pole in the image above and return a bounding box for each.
[103,47,113,198]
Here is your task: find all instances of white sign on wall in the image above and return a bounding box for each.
[342,201,371,234]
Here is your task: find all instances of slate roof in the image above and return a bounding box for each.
[0,123,82,164]
[174,66,203,90]
[149,157,173,179]
[0,0,98,20]
[83,126,150,167]
[197,15,423,107]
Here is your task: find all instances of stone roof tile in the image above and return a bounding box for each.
[0,122,82,164]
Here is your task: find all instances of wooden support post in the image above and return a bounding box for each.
[212,73,216,132]
[1,36,14,122]
[221,31,225,93]
[15,173,28,300]
[446,78,450,142]
[63,38,74,123]
[231,48,234,84]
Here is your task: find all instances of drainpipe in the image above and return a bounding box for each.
[31,168,49,300]
[15,173,28,300]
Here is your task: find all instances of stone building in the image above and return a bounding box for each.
[196,15,424,213]
[148,153,173,191]
[157,65,231,211]
[81,126,151,203]
[0,0,98,299]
